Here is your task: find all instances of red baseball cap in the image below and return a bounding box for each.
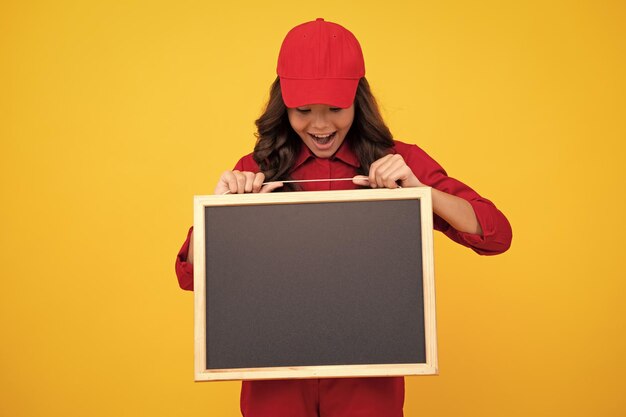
[277,18,365,108]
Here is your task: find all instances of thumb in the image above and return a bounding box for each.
[352,175,371,187]
[260,181,284,193]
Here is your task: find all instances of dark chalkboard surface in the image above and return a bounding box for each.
[193,188,437,381]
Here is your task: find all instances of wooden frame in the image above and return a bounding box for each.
[193,187,437,381]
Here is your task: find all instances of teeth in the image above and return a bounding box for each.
[311,133,334,138]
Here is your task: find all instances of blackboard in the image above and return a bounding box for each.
[193,188,437,381]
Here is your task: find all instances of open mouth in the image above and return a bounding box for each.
[308,131,337,146]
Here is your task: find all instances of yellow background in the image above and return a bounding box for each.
[1,0,625,416]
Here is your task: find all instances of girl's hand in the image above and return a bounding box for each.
[353,155,483,235]
[214,170,284,195]
[352,154,424,189]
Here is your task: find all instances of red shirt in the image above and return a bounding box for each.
[176,140,512,290]
[175,139,512,416]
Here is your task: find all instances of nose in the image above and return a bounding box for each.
[311,111,330,130]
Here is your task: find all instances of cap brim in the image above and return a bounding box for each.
[280,77,359,108]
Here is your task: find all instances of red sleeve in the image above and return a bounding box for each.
[175,154,259,292]
[234,153,260,172]
[175,226,194,290]
[396,142,512,255]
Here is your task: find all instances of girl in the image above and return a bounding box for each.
[176,18,512,417]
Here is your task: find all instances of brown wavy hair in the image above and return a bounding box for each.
[253,77,394,189]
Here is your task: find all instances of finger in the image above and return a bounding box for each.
[397,166,422,187]
[234,171,246,194]
[252,172,265,193]
[370,154,396,188]
[382,167,402,188]
[377,154,412,188]
[378,157,407,189]
[373,158,395,188]
[374,160,389,188]
[260,181,284,193]
[243,172,255,193]
[386,155,420,187]
[368,156,385,188]
[352,175,370,187]
[220,171,239,194]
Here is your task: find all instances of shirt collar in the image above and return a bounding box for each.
[292,143,314,172]
[291,139,361,172]
[333,139,361,168]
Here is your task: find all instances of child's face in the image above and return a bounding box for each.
[287,103,355,158]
